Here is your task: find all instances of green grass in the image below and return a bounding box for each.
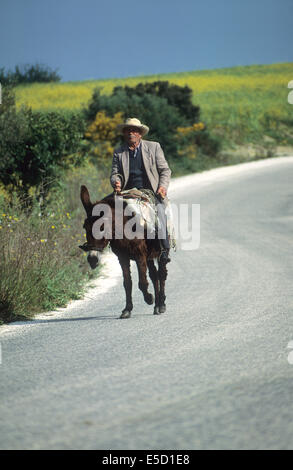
[0,164,107,324]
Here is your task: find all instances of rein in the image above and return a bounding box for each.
[79,242,104,253]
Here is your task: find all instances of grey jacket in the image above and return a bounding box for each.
[110,140,171,193]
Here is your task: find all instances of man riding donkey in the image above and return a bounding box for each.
[110,117,172,264]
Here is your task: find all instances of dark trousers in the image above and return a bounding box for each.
[155,196,170,251]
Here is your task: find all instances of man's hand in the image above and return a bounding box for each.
[156,186,167,199]
[114,180,121,192]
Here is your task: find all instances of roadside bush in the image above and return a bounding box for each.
[0,206,92,323]
[0,86,86,206]
[84,111,124,169]
[176,123,221,159]
[0,165,107,324]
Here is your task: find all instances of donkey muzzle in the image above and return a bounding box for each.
[87,250,100,270]
[79,243,100,269]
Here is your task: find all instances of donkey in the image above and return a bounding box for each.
[79,185,169,318]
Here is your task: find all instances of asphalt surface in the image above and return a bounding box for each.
[1,156,293,450]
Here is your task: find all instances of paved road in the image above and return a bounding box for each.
[1,157,293,450]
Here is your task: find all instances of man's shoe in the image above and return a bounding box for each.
[159,250,171,264]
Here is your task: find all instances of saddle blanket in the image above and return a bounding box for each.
[116,189,176,251]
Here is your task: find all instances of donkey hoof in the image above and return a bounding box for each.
[120,309,132,319]
[153,306,161,315]
[159,304,166,313]
[145,293,154,305]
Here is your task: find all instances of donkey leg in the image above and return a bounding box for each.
[158,260,168,313]
[136,257,154,305]
[147,260,160,315]
[118,255,133,319]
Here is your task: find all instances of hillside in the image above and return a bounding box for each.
[15,62,293,156]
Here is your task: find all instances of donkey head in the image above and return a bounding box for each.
[80,185,111,269]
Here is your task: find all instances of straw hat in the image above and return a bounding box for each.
[117,117,149,136]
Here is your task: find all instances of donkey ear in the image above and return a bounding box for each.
[80,185,92,216]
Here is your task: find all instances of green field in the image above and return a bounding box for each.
[15,62,293,147]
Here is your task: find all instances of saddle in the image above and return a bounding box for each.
[116,188,150,202]
[116,189,157,236]
[114,189,177,251]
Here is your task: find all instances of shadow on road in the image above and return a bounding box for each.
[1,312,156,330]
[31,315,120,323]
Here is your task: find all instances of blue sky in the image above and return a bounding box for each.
[1,0,292,82]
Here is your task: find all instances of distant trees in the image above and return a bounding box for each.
[112,81,200,123]
[85,87,185,158]
[85,81,199,125]
[84,80,220,164]
[0,63,61,86]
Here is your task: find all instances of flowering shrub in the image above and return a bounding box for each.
[84,111,123,165]
[176,122,221,160]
